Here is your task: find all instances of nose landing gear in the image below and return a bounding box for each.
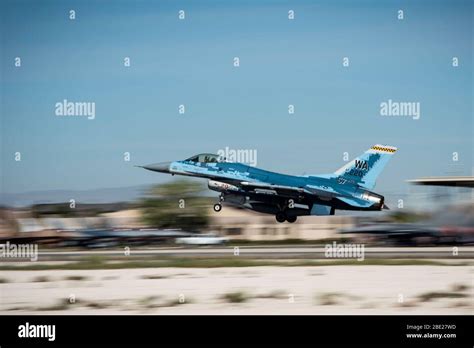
[213,194,225,212]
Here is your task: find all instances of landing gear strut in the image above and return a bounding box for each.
[213,194,225,212]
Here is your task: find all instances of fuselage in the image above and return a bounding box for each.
[141,145,397,221]
[147,159,382,212]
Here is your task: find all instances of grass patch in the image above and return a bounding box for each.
[452,301,470,308]
[35,298,110,311]
[397,300,418,308]
[0,258,470,270]
[161,298,191,307]
[140,274,170,280]
[85,301,109,309]
[33,275,51,282]
[418,291,468,302]
[317,292,342,306]
[8,306,33,311]
[316,292,361,305]
[220,291,251,303]
[64,275,89,281]
[254,290,288,300]
[451,283,470,292]
[137,295,190,309]
[138,295,161,307]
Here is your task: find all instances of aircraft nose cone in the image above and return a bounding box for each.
[141,162,171,173]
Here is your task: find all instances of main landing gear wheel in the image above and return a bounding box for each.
[275,211,286,223]
[286,215,297,223]
[213,203,222,212]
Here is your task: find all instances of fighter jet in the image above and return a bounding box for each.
[140,144,397,223]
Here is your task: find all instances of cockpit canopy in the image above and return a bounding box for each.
[185,153,224,163]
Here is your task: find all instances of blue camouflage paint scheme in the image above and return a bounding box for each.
[141,145,397,218]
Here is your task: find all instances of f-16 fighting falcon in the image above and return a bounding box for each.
[139,144,397,223]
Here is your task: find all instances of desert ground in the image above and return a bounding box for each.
[1,264,472,315]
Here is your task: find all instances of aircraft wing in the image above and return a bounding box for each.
[239,182,343,199]
[239,182,307,198]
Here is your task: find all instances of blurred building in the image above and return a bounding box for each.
[0,204,355,242]
[209,207,354,241]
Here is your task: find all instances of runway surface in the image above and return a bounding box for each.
[32,246,474,260]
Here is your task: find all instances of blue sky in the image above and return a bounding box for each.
[1,0,472,198]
